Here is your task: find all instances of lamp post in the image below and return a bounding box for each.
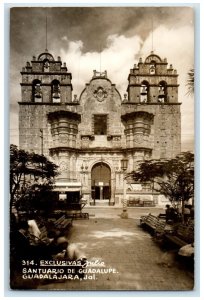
[39,129,44,182]
[39,129,43,156]
[121,158,128,219]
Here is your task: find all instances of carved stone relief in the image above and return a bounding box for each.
[93,87,107,102]
[59,134,69,144]
[59,161,68,171]
[134,134,144,144]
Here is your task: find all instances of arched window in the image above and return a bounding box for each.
[158,81,167,103]
[149,60,156,75]
[52,80,60,103]
[32,79,42,102]
[94,115,107,135]
[140,81,149,103]
[43,59,50,72]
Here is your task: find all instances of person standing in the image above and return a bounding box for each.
[184,205,191,224]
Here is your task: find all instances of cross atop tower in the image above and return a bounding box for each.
[45,15,48,52]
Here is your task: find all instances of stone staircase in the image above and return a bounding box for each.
[91,199,112,206]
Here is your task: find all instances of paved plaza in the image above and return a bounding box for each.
[37,207,194,291]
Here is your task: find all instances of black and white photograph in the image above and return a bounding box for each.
[9,5,195,292]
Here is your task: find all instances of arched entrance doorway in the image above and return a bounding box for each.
[91,162,111,201]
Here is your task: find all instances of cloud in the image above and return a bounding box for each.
[60,34,142,97]
[61,36,68,41]
[59,25,194,150]
[140,25,194,150]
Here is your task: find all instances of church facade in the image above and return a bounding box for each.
[19,50,181,207]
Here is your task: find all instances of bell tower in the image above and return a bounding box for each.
[19,50,75,156]
[20,50,72,104]
[122,51,181,160]
[127,51,179,104]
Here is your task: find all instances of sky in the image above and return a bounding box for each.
[9,6,194,151]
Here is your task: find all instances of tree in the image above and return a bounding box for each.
[10,144,59,214]
[128,152,194,213]
[186,68,194,96]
